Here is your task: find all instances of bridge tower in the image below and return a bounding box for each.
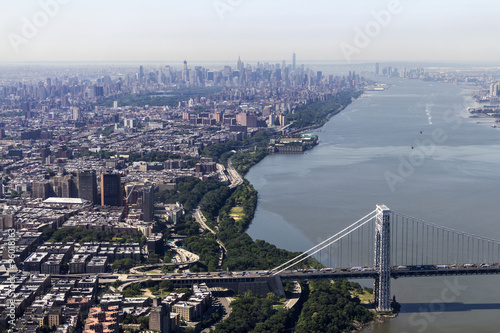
[374,205,391,311]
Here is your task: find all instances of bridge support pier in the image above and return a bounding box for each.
[374,205,392,312]
[373,276,380,308]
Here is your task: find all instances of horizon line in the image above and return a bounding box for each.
[1,60,499,66]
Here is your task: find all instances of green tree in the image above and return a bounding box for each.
[122,283,143,297]
[111,279,124,288]
[214,293,276,333]
[295,280,374,333]
[266,292,279,304]
[159,280,174,292]
[163,252,173,263]
[38,326,57,333]
[122,313,135,324]
[112,258,138,272]
[146,252,161,264]
[137,316,149,330]
[49,227,143,244]
[41,227,56,242]
[286,90,362,129]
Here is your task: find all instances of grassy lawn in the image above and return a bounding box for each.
[229,206,245,221]
[152,290,171,297]
[272,297,289,310]
[353,290,373,304]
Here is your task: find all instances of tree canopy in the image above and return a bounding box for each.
[295,280,374,333]
[48,227,144,245]
[156,177,224,212]
[214,292,279,333]
[286,90,362,129]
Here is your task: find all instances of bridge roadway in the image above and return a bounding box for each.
[278,265,500,281]
[51,263,500,288]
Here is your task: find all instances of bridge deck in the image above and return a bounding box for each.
[278,266,500,280]
[49,266,500,286]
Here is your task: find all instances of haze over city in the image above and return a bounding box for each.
[1,0,499,63]
[4,0,500,332]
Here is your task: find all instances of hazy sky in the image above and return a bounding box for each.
[1,0,499,63]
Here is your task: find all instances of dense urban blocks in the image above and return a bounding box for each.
[0,59,422,332]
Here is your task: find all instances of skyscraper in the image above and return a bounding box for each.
[78,170,98,204]
[317,71,322,83]
[149,304,170,333]
[237,56,243,72]
[490,82,499,97]
[292,52,296,70]
[101,173,122,206]
[237,57,244,84]
[143,185,154,222]
[52,173,74,198]
[71,107,81,121]
[32,181,52,199]
[183,60,189,81]
[139,65,144,82]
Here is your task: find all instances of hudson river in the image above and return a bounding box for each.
[246,76,500,333]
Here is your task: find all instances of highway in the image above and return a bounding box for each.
[194,207,217,235]
[226,156,243,189]
[53,263,500,289]
[215,157,242,189]
[276,263,500,280]
[193,207,227,268]
[283,281,301,309]
[215,163,229,184]
[129,241,199,274]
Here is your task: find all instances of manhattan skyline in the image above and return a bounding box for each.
[1,0,500,64]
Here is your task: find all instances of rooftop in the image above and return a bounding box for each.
[43,197,87,204]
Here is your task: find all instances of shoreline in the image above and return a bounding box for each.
[241,78,471,328]
[288,90,364,136]
[461,87,500,127]
[235,77,500,333]
[244,90,365,249]
[292,102,351,136]
[245,80,482,247]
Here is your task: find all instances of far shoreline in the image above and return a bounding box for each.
[244,90,365,251]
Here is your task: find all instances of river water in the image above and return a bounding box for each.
[246,77,500,333]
